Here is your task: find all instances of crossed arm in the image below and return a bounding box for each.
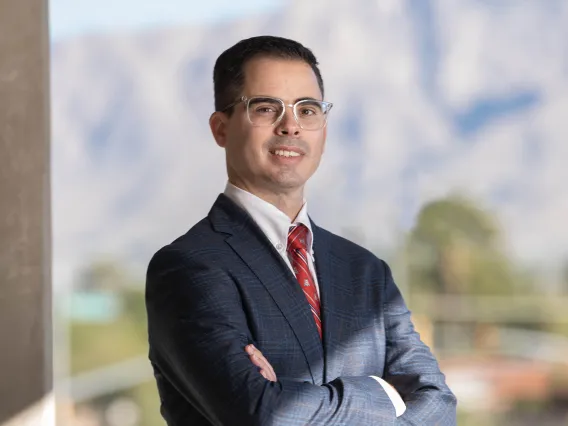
[146,248,457,425]
[246,343,404,417]
[147,248,403,425]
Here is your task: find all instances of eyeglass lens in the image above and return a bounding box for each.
[246,97,329,129]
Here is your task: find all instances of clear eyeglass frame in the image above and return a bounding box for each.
[221,95,333,130]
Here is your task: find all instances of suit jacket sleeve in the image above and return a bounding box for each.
[381,260,458,425]
[146,247,398,426]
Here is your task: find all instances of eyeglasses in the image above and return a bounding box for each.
[221,96,333,130]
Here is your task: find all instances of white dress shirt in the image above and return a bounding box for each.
[224,182,320,297]
[223,182,406,417]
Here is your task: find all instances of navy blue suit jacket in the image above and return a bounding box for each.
[146,194,457,425]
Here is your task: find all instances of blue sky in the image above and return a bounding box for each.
[49,0,284,41]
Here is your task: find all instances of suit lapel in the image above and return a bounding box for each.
[210,194,324,384]
[312,223,354,383]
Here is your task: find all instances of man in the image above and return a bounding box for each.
[146,35,456,425]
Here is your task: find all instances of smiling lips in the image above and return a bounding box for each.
[269,147,304,158]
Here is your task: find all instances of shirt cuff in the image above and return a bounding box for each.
[369,375,407,417]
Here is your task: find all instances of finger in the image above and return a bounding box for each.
[247,346,277,381]
[249,353,276,381]
[252,350,271,372]
[255,351,276,381]
[253,353,276,382]
[261,369,276,382]
[249,353,263,368]
[247,346,267,367]
[262,357,277,382]
[250,353,271,374]
[248,344,263,356]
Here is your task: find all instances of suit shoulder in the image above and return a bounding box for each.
[147,216,230,270]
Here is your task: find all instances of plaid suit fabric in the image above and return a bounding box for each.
[145,194,457,425]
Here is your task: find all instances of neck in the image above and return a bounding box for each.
[229,179,305,221]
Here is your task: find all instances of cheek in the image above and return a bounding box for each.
[244,129,271,155]
[305,138,325,171]
[227,128,269,164]
[309,136,326,159]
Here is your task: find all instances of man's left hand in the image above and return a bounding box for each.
[246,344,277,382]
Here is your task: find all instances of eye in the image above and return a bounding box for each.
[255,105,277,114]
[297,101,323,117]
[299,108,317,116]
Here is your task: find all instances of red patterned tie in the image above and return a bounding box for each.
[287,224,322,339]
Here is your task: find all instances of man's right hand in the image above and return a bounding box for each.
[246,344,277,382]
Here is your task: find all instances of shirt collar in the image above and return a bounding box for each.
[223,182,315,258]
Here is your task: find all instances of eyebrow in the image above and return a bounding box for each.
[293,97,321,103]
[248,95,324,104]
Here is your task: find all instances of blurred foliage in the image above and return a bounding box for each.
[69,260,164,425]
[405,195,533,295]
[70,260,147,374]
[70,315,145,375]
[399,196,568,424]
[457,410,502,426]
[76,259,138,291]
[131,380,165,426]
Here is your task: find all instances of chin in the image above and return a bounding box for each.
[266,175,305,191]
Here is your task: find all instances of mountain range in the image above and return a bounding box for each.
[50,0,568,288]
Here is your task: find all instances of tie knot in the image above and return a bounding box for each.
[287,224,309,252]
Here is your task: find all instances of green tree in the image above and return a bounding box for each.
[405,195,522,295]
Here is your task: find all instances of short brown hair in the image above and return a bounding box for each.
[213,36,325,114]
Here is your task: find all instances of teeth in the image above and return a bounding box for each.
[274,150,300,157]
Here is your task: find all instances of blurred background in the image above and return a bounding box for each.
[49,0,568,424]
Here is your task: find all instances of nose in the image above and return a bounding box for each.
[275,107,300,137]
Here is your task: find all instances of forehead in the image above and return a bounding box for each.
[242,57,322,101]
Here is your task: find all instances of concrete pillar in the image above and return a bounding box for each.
[0,0,53,424]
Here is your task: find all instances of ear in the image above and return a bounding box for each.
[322,125,328,153]
[209,112,228,148]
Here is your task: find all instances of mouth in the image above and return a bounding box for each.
[268,146,305,158]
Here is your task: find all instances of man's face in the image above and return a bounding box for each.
[211,57,327,196]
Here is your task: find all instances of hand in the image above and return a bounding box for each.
[245,344,277,382]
